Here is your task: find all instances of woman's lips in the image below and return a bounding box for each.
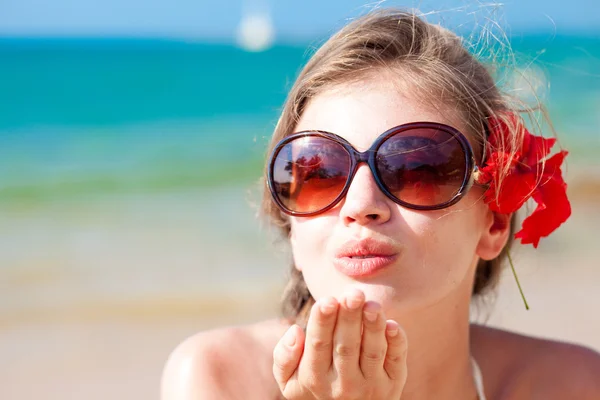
[333,238,399,278]
[333,254,398,277]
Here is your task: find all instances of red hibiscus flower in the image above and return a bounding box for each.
[477,114,571,248]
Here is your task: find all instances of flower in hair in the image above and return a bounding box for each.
[476,114,571,248]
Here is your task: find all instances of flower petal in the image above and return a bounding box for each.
[514,177,571,248]
[485,171,537,214]
[541,150,568,178]
[524,134,557,166]
[483,113,571,247]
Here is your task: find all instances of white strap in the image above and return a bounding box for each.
[471,357,487,400]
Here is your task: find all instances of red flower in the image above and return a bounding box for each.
[477,114,571,248]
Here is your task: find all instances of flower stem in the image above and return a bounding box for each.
[508,251,529,310]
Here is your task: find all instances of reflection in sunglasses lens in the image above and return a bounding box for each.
[271,136,350,213]
[376,128,466,206]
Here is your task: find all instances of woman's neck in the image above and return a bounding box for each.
[389,280,480,399]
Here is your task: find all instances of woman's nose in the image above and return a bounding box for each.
[338,164,392,226]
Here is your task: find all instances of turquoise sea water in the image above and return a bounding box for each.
[0,35,599,203]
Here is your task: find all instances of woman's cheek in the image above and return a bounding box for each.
[405,214,473,276]
[290,219,331,270]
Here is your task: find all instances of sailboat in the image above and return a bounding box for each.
[236,1,275,52]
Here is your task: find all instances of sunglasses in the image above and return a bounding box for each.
[267,122,483,216]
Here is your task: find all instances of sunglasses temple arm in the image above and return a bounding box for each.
[465,165,483,193]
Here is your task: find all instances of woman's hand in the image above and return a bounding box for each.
[273,288,408,400]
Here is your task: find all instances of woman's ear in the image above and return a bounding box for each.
[476,210,512,261]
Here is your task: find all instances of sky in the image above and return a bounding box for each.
[0,0,599,42]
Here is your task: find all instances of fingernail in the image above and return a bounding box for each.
[363,301,380,322]
[319,299,336,315]
[346,297,361,309]
[345,289,364,309]
[364,310,377,322]
[284,327,296,347]
[386,321,399,337]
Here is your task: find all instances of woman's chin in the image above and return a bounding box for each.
[343,283,400,305]
[307,273,441,310]
[347,282,444,313]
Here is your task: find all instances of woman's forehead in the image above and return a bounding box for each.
[295,79,468,150]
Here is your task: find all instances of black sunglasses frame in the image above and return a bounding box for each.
[267,121,481,217]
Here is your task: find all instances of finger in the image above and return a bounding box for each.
[300,297,339,377]
[332,287,365,379]
[383,320,408,382]
[359,301,387,378]
[273,324,305,391]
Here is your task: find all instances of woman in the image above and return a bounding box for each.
[162,9,600,399]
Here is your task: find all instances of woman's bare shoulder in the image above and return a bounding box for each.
[471,324,600,399]
[161,318,290,400]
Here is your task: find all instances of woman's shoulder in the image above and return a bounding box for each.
[160,318,290,400]
[471,323,600,399]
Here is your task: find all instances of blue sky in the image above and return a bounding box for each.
[0,0,599,41]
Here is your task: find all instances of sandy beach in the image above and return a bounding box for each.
[1,178,599,400]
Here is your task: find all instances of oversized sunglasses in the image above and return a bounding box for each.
[267,122,483,216]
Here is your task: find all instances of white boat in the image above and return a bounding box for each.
[236,1,275,51]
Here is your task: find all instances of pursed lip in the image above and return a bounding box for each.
[334,237,398,258]
[333,238,399,277]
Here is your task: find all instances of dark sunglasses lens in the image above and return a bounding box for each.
[271,136,351,213]
[376,128,467,207]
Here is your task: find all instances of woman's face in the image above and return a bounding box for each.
[289,76,494,313]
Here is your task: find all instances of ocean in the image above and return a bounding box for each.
[0,34,599,205]
[1,34,600,400]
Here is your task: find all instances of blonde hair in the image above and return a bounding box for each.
[260,8,536,325]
